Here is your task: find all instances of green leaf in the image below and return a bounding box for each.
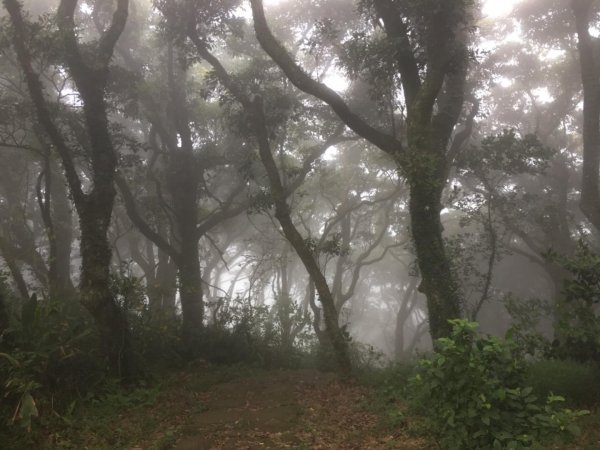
[17,393,39,432]
[0,352,20,367]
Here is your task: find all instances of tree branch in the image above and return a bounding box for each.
[249,0,401,156]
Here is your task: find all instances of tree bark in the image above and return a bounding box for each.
[49,159,75,298]
[572,0,600,231]
[178,240,204,341]
[36,153,74,299]
[409,178,461,339]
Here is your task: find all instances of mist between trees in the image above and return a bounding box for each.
[1,0,600,447]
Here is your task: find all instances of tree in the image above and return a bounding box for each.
[248,0,477,339]
[152,0,355,370]
[571,0,600,232]
[3,0,133,378]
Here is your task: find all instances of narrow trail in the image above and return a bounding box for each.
[138,369,426,450]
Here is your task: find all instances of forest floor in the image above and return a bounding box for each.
[9,363,600,449]
[130,367,427,450]
[29,364,428,449]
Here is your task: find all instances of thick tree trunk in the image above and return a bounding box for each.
[573,0,600,231]
[405,125,462,339]
[79,201,132,378]
[178,243,204,341]
[409,177,461,340]
[168,149,204,340]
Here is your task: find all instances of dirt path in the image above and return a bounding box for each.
[149,369,426,450]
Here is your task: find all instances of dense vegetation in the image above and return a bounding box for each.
[1,0,600,448]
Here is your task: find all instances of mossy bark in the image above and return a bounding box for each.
[404,117,462,340]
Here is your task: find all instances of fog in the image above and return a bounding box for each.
[0,0,597,371]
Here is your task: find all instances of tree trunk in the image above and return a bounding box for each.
[178,242,204,341]
[0,247,29,299]
[79,206,132,378]
[155,248,178,315]
[394,278,418,359]
[251,99,352,374]
[0,285,7,334]
[49,160,75,298]
[406,131,462,340]
[573,0,600,231]
[3,0,133,380]
[409,178,461,340]
[168,147,204,340]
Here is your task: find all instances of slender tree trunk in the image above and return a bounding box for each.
[50,160,74,298]
[0,247,29,299]
[395,278,418,359]
[156,249,178,315]
[0,286,8,334]
[38,155,74,299]
[251,99,352,374]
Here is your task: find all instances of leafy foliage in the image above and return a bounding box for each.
[411,320,587,450]
[458,130,554,176]
[200,295,315,368]
[547,240,600,361]
[505,295,552,358]
[0,294,103,432]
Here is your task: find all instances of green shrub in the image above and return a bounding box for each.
[0,295,104,431]
[198,296,316,368]
[547,240,600,362]
[505,295,552,359]
[526,359,600,407]
[367,362,418,428]
[411,319,588,450]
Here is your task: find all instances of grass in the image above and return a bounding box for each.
[525,359,600,406]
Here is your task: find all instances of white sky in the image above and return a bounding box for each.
[482,0,520,18]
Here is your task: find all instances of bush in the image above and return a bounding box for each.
[547,240,600,362]
[0,295,104,431]
[505,295,552,359]
[199,296,316,368]
[411,320,588,450]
